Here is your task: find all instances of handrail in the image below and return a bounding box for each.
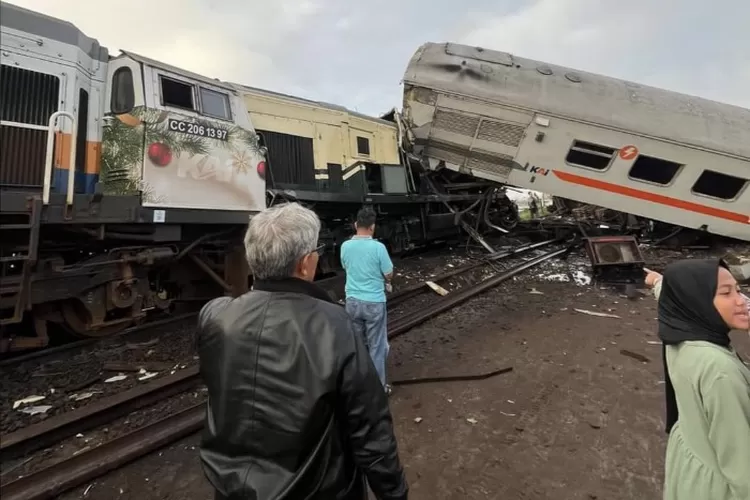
[42,111,77,205]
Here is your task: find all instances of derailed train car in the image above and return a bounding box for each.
[400,42,750,242]
[234,84,520,271]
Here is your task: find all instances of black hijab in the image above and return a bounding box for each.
[657,258,732,434]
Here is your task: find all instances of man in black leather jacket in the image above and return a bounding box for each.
[197,202,409,500]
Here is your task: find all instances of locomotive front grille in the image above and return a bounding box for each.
[0,64,60,188]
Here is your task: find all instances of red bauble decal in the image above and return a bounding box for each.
[256,161,266,179]
[147,142,172,167]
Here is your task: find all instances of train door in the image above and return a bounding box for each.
[58,70,106,196]
[135,60,266,212]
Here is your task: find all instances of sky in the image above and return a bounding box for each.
[8,0,750,117]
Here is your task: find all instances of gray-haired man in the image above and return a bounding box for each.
[197,202,408,500]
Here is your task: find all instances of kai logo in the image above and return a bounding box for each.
[528,165,550,176]
[509,161,551,176]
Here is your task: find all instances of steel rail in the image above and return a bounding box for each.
[388,244,574,339]
[0,366,201,462]
[0,312,199,368]
[386,238,559,307]
[1,244,574,499]
[0,241,549,461]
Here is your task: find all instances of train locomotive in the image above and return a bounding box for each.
[0,4,518,350]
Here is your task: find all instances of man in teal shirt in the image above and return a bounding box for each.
[340,206,394,394]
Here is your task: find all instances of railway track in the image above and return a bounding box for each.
[0,242,458,368]
[0,312,200,369]
[0,241,574,500]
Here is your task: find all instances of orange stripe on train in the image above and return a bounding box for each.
[53,131,101,174]
[552,170,749,224]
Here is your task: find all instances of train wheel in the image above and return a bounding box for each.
[60,296,134,338]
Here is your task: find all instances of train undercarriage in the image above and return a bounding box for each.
[0,218,249,352]
[0,170,523,352]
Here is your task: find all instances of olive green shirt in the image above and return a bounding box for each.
[654,280,750,500]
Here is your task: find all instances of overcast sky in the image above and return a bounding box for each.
[10,0,750,116]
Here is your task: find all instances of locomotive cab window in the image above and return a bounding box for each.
[160,76,194,110]
[628,155,682,185]
[565,140,615,170]
[110,67,134,114]
[199,87,231,120]
[691,170,747,200]
[356,136,370,156]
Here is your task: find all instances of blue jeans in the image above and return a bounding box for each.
[345,298,389,387]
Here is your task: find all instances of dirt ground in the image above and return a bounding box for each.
[55,260,750,500]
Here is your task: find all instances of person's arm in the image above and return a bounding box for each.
[704,370,750,499]
[340,243,348,271]
[336,327,408,499]
[379,243,394,289]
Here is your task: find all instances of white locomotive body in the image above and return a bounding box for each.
[401,42,750,241]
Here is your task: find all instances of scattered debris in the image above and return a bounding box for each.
[499,411,517,417]
[102,362,173,372]
[12,395,46,409]
[620,350,650,363]
[18,405,53,415]
[104,374,128,383]
[574,308,621,319]
[137,368,158,381]
[571,270,592,286]
[69,392,97,402]
[425,281,449,296]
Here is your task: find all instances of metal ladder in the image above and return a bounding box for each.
[0,197,42,325]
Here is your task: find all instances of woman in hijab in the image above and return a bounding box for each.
[645,259,750,500]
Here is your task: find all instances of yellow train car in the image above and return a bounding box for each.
[235,84,404,194]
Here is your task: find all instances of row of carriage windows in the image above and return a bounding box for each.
[566,140,748,201]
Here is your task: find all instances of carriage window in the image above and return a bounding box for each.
[691,170,747,200]
[110,67,134,114]
[199,87,231,120]
[565,140,615,170]
[160,76,194,110]
[628,155,682,185]
[357,136,370,156]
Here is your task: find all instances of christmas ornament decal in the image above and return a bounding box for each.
[147,142,173,167]
[256,161,266,179]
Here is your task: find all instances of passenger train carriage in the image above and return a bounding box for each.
[400,43,750,241]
